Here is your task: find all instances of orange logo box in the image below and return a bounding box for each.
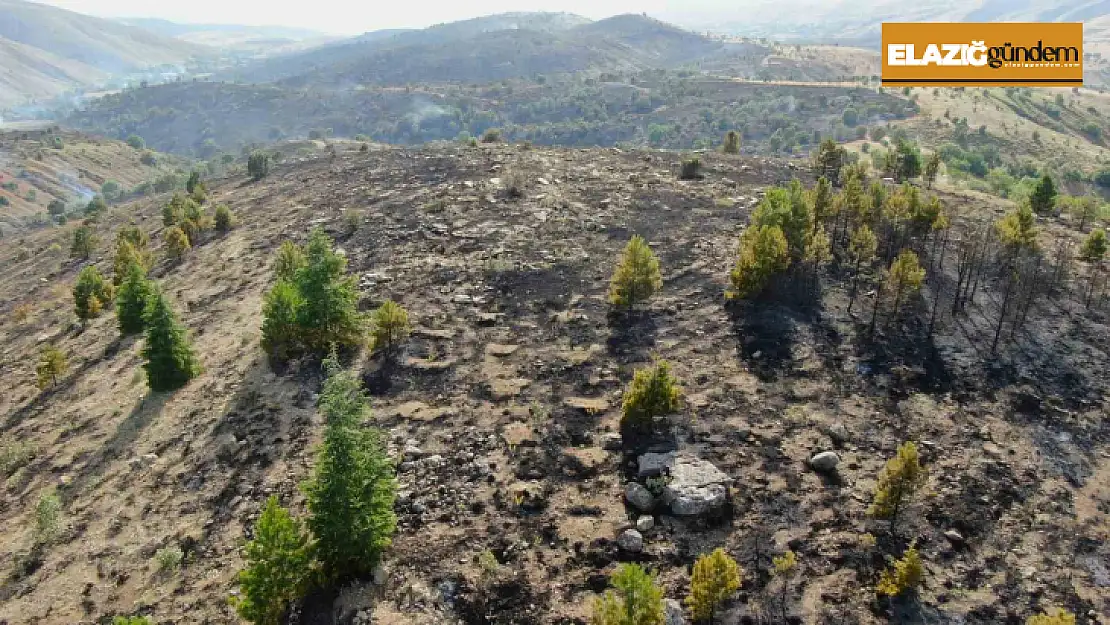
[882,22,1083,87]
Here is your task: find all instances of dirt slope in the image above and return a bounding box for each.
[0,143,1106,624]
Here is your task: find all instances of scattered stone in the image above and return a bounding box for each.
[636,516,655,532]
[485,343,519,357]
[826,423,850,446]
[625,482,656,512]
[564,396,609,414]
[600,433,623,451]
[215,433,239,461]
[661,456,730,516]
[372,564,387,585]
[637,451,676,478]
[809,451,840,473]
[665,598,685,625]
[944,530,965,547]
[617,529,643,553]
[403,444,425,461]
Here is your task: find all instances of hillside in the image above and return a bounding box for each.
[64,74,915,158]
[225,13,720,87]
[0,141,1107,624]
[0,0,208,108]
[224,12,594,85]
[0,126,191,235]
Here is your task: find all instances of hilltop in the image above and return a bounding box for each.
[0,141,1107,624]
[0,0,207,108]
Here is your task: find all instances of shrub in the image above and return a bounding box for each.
[304,355,397,582]
[721,130,741,154]
[0,437,36,477]
[608,235,662,310]
[370,300,411,356]
[869,441,927,533]
[163,226,190,260]
[620,361,682,436]
[679,157,702,180]
[248,151,272,181]
[35,345,68,389]
[140,151,157,166]
[727,225,790,299]
[0,196,8,207]
[155,545,184,572]
[113,617,153,625]
[116,261,153,335]
[71,225,99,259]
[126,135,145,150]
[101,180,121,199]
[74,265,114,323]
[1027,609,1077,625]
[842,106,859,127]
[1080,228,1108,262]
[233,496,313,625]
[997,204,1039,254]
[481,128,503,143]
[51,136,64,149]
[12,303,31,324]
[274,241,306,281]
[214,204,234,232]
[33,490,62,545]
[504,170,527,198]
[687,548,742,623]
[141,286,202,392]
[261,281,303,362]
[343,209,361,235]
[590,563,665,625]
[1029,174,1057,215]
[876,542,924,597]
[86,195,107,216]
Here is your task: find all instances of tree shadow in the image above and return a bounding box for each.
[59,390,171,506]
[605,309,658,361]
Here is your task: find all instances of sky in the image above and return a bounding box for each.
[36,0,715,35]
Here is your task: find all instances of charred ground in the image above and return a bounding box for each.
[0,143,1107,624]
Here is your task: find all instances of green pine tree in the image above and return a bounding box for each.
[608,235,663,310]
[232,496,313,625]
[304,356,396,581]
[293,228,364,352]
[116,261,153,335]
[261,280,304,361]
[141,287,202,392]
[590,563,665,625]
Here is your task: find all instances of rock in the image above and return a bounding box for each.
[564,396,609,414]
[617,529,643,553]
[215,434,239,461]
[403,444,425,461]
[600,433,623,451]
[944,530,965,547]
[661,456,730,516]
[809,451,840,473]
[625,482,657,512]
[637,451,676,478]
[665,599,685,625]
[636,516,655,532]
[826,423,850,446]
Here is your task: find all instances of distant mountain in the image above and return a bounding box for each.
[0,0,206,107]
[666,0,1110,45]
[117,18,326,41]
[225,12,722,87]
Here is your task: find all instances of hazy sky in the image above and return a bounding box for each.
[37,0,707,35]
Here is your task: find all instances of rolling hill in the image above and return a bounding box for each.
[0,126,192,235]
[224,13,722,87]
[0,0,207,108]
